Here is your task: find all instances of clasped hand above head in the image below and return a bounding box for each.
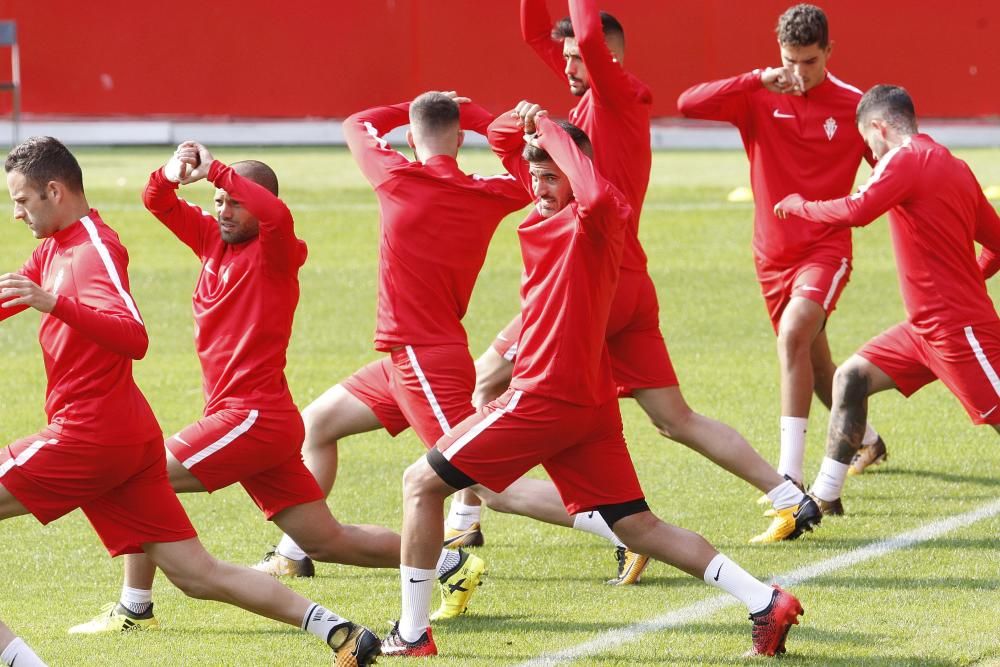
[163,141,215,185]
[512,100,548,145]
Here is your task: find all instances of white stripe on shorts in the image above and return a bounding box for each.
[0,438,57,478]
[181,409,259,469]
[964,326,1000,400]
[503,341,519,362]
[405,345,451,435]
[443,390,523,462]
[823,257,850,311]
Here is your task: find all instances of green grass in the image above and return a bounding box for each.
[3,145,1000,666]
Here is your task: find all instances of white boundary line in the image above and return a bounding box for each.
[515,497,1000,667]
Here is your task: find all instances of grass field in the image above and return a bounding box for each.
[3,144,1000,666]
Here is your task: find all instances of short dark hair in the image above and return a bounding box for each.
[410,92,460,135]
[4,136,84,194]
[552,11,625,47]
[776,4,829,48]
[856,85,918,133]
[232,160,279,196]
[523,120,593,163]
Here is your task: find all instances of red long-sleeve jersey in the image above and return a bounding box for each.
[779,134,1000,339]
[343,102,531,352]
[522,0,650,272]
[0,211,161,443]
[678,70,868,266]
[489,113,631,406]
[142,162,305,414]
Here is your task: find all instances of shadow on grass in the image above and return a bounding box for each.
[871,467,1000,489]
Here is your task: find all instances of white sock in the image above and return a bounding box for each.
[446,499,482,531]
[861,423,879,446]
[777,416,808,483]
[812,457,850,502]
[399,565,435,643]
[435,549,461,578]
[765,479,805,511]
[572,510,625,548]
[277,534,308,561]
[1,638,47,667]
[301,603,348,647]
[703,553,774,614]
[119,585,153,615]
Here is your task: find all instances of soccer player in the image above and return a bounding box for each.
[381,105,804,658]
[253,91,535,616]
[0,136,377,667]
[677,3,887,539]
[454,0,817,558]
[773,85,1000,513]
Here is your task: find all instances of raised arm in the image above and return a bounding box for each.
[142,146,215,256]
[974,191,1000,279]
[487,109,533,194]
[206,159,302,273]
[342,103,412,189]
[521,0,566,80]
[774,146,913,228]
[569,0,636,108]
[534,114,622,227]
[677,72,761,125]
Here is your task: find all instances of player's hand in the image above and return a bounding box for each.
[761,67,804,96]
[512,100,546,135]
[164,141,201,183]
[180,142,214,185]
[774,193,805,220]
[440,90,472,105]
[0,273,57,313]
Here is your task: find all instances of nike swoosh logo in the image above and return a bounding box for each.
[713,564,723,581]
[980,405,998,419]
[773,110,795,119]
[799,285,823,292]
[408,577,430,583]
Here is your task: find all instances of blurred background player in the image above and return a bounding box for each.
[382,104,804,658]
[678,3,887,540]
[774,85,1000,514]
[455,0,817,560]
[252,91,534,618]
[0,136,378,667]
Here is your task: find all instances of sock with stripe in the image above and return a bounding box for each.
[1,637,46,667]
[399,565,435,643]
[703,553,775,614]
[119,585,153,617]
[777,416,808,483]
[572,510,625,548]
[446,499,481,531]
[276,534,308,562]
[301,603,350,649]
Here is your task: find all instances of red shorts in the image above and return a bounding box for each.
[755,252,851,332]
[490,270,678,396]
[429,389,644,515]
[0,430,196,556]
[167,409,322,519]
[342,344,476,447]
[860,321,1000,425]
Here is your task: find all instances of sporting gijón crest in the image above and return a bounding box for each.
[823,117,837,140]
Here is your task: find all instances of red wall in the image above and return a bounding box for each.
[1,1,998,119]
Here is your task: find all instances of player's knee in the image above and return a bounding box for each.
[776,324,812,358]
[648,404,694,440]
[832,361,870,405]
[402,458,436,498]
[608,511,658,550]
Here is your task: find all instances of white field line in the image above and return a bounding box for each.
[515,497,1000,667]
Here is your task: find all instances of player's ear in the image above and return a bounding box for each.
[406,129,416,150]
[45,180,63,203]
[456,129,465,149]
